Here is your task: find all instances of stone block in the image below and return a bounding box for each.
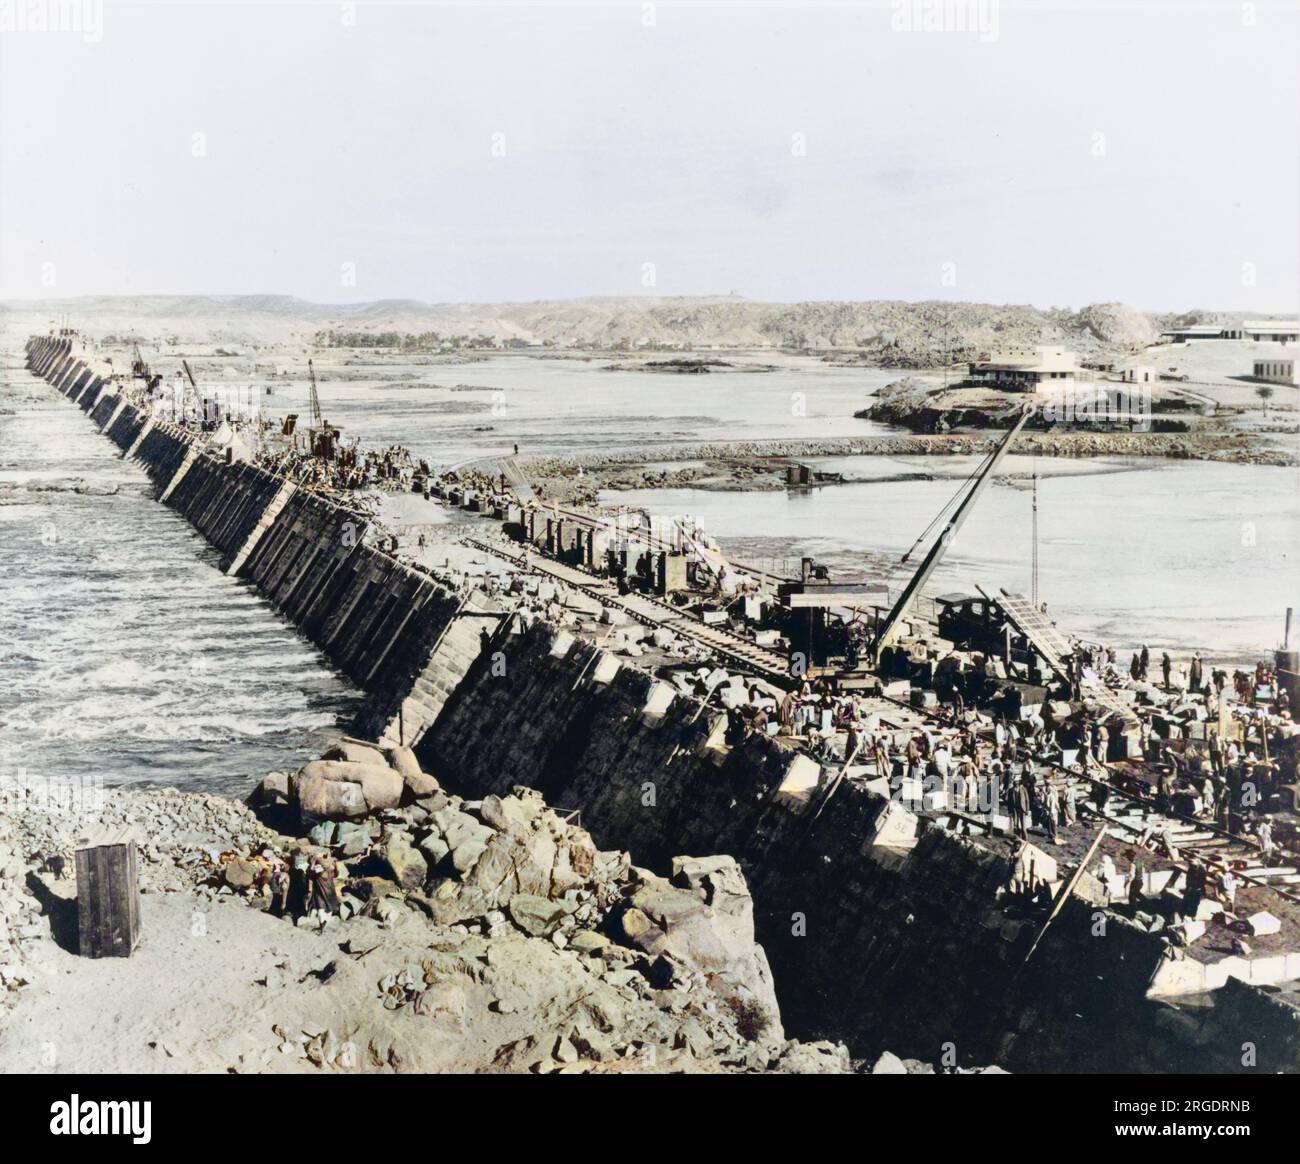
[774,754,821,811]
[642,681,676,720]
[1248,910,1282,937]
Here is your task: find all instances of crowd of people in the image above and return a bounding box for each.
[252,440,416,493]
[718,651,1296,869]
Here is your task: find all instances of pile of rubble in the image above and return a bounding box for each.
[243,740,800,1068]
[0,745,866,1073]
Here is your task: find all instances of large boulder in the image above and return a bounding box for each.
[508,893,576,937]
[385,746,440,800]
[382,833,428,890]
[424,805,494,875]
[617,856,783,1042]
[297,760,402,813]
[295,773,368,822]
[774,1040,853,1075]
[321,740,389,767]
[253,771,290,809]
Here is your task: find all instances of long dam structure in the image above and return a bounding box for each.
[23,333,1300,1074]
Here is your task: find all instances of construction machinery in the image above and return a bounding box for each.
[180,359,202,422]
[870,404,1034,663]
[304,359,337,459]
[131,343,162,393]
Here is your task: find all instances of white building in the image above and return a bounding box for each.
[1122,365,1157,383]
[1253,358,1296,386]
[1243,320,1299,343]
[967,346,1079,392]
[1160,325,1238,342]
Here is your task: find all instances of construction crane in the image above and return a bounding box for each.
[181,359,201,419]
[131,343,149,381]
[307,358,323,431]
[130,343,162,394]
[870,404,1034,662]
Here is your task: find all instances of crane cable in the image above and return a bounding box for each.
[1031,454,1040,608]
[895,444,997,568]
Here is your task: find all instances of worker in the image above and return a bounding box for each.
[1139,644,1150,680]
[1183,860,1207,918]
[1128,858,1145,905]
[1258,818,1275,859]
[1220,868,1238,911]
[1189,652,1203,693]
[873,738,892,783]
[1010,778,1031,840]
[1043,781,1061,843]
[1208,732,1224,777]
[1060,779,1078,827]
[1161,652,1173,690]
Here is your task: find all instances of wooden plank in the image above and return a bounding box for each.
[75,841,142,958]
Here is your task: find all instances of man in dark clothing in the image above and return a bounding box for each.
[1183,861,1207,918]
[1011,779,1032,840]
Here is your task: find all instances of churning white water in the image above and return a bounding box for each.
[0,359,360,795]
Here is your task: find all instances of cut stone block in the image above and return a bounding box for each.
[642,680,676,719]
[1248,910,1282,937]
[775,753,822,810]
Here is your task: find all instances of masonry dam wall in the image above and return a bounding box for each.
[25,336,1295,1073]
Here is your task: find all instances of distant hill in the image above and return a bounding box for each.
[0,294,1278,366]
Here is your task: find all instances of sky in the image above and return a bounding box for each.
[1,0,1297,311]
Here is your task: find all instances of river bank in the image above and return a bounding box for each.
[524,428,1294,503]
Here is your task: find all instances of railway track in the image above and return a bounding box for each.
[465,520,1298,908]
[461,536,794,684]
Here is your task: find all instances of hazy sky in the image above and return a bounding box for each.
[2,0,1297,310]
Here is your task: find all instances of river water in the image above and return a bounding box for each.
[0,360,360,795]
[4,345,1296,800]
[606,454,1300,663]
[265,352,900,463]
[275,353,1298,660]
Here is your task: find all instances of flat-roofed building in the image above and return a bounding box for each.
[967,346,1079,392]
[1122,365,1157,383]
[1243,320,1300,343]
[1160,324,1238,342]
[1253,358,1297,386]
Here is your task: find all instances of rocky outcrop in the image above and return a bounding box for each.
[1,772,842,1074]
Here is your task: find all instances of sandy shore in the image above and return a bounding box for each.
[0,770,877,1075]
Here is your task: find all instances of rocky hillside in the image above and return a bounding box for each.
[3,294,1267,365]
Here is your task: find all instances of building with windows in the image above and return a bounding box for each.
[1160,325,1239,342]
[1243,320,1299,343]
[1253,358,1296,386]
[1122,365,1157,383]
[967,346,1079,391]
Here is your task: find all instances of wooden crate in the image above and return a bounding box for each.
[75,837,142,958]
